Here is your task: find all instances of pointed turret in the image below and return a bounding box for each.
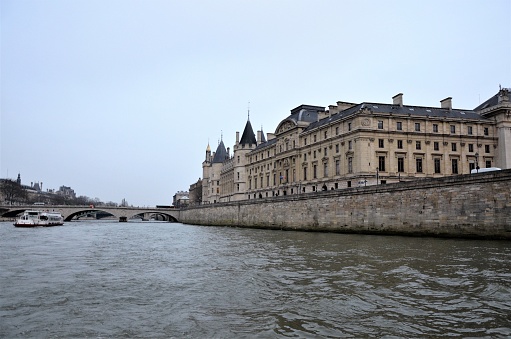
[239,120,257,146]
[212,140,229,163]
[205,142,212,162]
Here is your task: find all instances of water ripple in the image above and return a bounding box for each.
[0,221,510,338]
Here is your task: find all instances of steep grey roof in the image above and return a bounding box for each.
[287,104,325,124]
[240,120,257,145]
[304,102,489,132]
[212,140,229,163]
[475,93,499,111]
[474,88,509,111]
[253,137,277,151]
[260,127,267,143]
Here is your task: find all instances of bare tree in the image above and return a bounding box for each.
[0,179,28,204]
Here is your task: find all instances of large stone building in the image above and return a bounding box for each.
[197,88,511,203]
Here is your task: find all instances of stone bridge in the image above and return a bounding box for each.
[0,205,181,222]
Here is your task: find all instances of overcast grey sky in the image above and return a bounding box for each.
[1,0,510,206]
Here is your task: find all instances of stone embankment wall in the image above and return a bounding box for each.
[179,170,511,239]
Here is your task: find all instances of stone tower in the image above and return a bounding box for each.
[232,117,258,201]
[201,142,212,204]
[202,139,230,204]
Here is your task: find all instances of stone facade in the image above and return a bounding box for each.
[198,88,510,204]
[180,169,511,239]
[188,179,202,206]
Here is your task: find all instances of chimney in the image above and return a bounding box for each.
[236,131,240,145]
[257,130,262,144]
[392,93,403,106]
[226,147,230,158]
[440,97,452,110]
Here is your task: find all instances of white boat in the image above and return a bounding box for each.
[14,210,64,227]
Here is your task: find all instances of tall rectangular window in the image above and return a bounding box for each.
[349,141,352,150]
[451,143,457,152]
[348,157,353,173]
[335,144,339,153]
[335,159,340,175]
[452,159,459,174]
[397,140,403,149]
[468,126,473,135]
[485,145,490,153]
[378,121,384,129]
[397,158,404,172]
[434,158,441,173]
[433,124,438,133]
[323,162,328,177]
[348,122,352,131]
[434,142,439,151]
[416,158,423,173]
[450,125,456,134]
[378,156,386,172]
[397,121,402,131]
[335,126,339,135]
[303,168,307,181]
[484,127,489,136]
[378,139,384,148]
[415,123,421,131]
[313,165,317,179]
[416,141,421,150]
[468,144,474,152]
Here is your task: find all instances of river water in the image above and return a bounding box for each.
[0,221,510,338]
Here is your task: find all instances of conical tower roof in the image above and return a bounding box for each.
[212,140,229,163]
[260,126,266,143]
[239,120,257,145]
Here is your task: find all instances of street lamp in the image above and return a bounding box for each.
[475,152,480,173]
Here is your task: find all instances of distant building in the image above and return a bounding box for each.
[57,185,76,199]
[188,178,202,206]
[173,191,189,208]
[32,182,43,192]
[196,87,511,203]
